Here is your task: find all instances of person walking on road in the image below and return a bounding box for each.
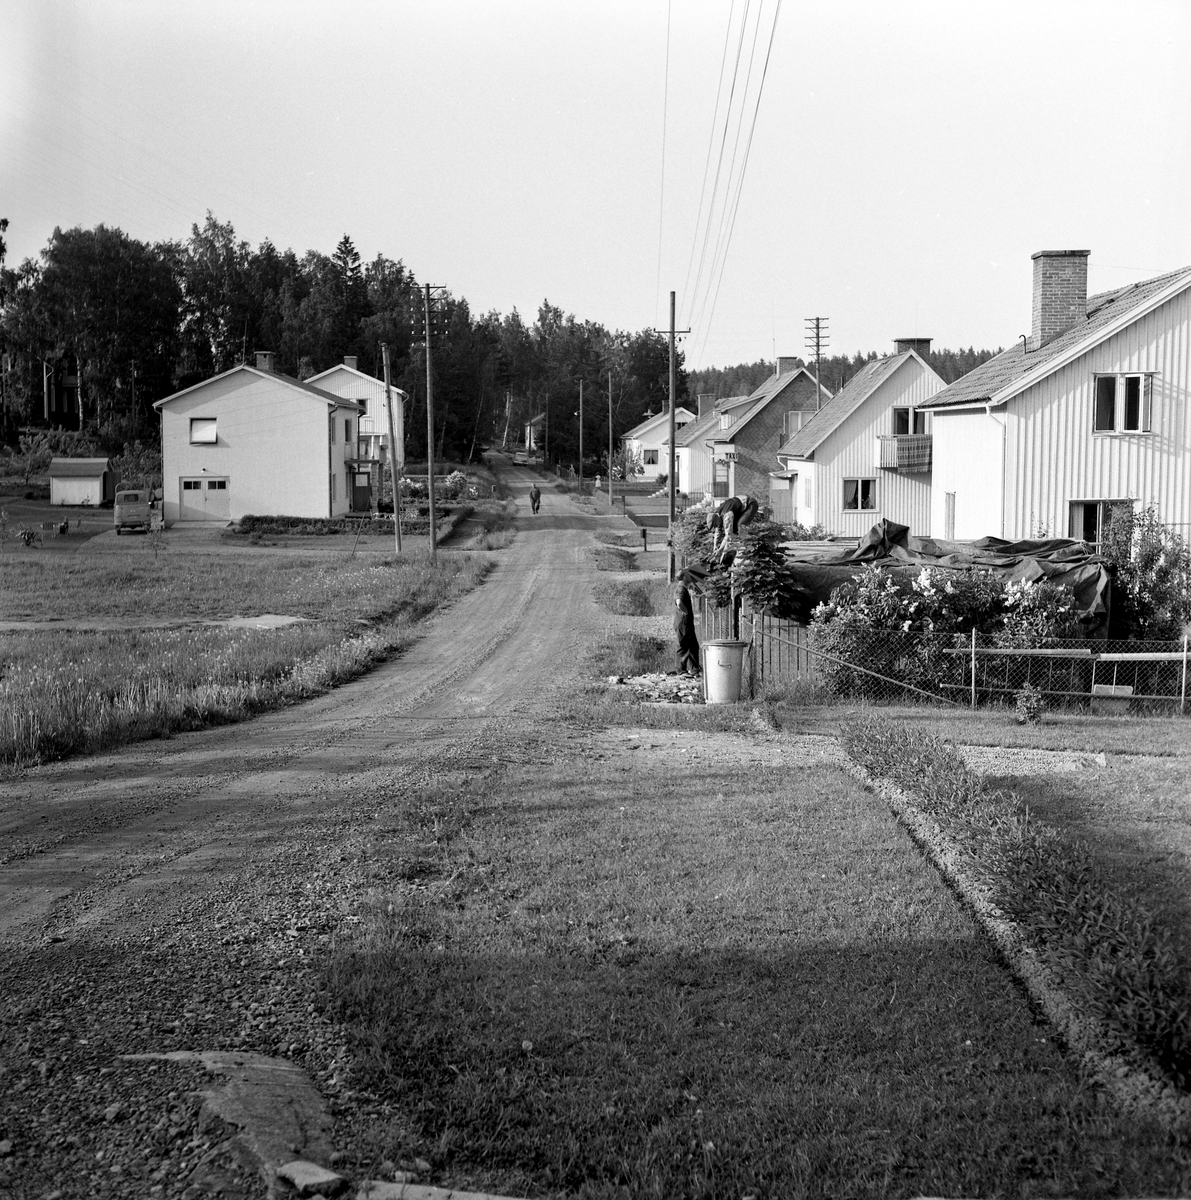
[529,485,541,514]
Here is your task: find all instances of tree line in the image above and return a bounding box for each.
[0,214,689,469]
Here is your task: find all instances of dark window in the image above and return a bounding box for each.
[892,408,910,435]
[843,478,876,511]
[1122,376,1151,431]
[1069,499,1132,545]
[345,419,353,442]
[913,409,927,434]
[1094,376,1116,431]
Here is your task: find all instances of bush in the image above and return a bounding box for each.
[1103,504,1191,639]
[842,715,1191,1091]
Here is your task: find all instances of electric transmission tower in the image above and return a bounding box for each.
[805,317,829,409]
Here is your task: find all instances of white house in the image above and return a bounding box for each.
[49,458,114,507]
[921,250,1191,543]
[154,352,362,525]
[307,356,407,511]
[621,406,696,482]
[523,413,545,452]
[774,341,945,534]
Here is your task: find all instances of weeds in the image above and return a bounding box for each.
[593,546,637,572]
[585,634,670,678]
[592,579,666,617]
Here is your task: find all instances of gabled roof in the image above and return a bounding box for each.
[719,366,829,442]
[306,362,403,402]
[622,406,696,440]
[674,395,753,448]
[49,457,112,477]
[921,266,1191,411]
[524,412,546,427]
[153,364,362,411]
[778,353,915,459]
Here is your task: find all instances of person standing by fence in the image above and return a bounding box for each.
[674,583,701,676]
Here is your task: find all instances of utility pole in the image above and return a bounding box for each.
[669,292,677,582]
[607,369,614,508]
[578,378,583,493]
[805,317,829,409]
[381,342,402,554]
[424,283,439,564]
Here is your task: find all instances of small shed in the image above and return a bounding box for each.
[49,458,115,507]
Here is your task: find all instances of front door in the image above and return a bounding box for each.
[352,471,372,512]
[179,477,230,520]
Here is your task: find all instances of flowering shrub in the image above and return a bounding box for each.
[1102,504,1191,639]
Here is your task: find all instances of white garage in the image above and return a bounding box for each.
[48,458,115,507]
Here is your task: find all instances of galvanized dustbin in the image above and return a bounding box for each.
[703,639,749,704]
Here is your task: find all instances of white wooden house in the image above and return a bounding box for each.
[774,342,945,533]
[153,352,362,525]
[523,413,546,452]
[307,357,407,511]
[921,251,1191,543]
[621,406,696,482]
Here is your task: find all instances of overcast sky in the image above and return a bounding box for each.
[4,0,1191,369]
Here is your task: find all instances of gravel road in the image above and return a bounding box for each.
[0,462,623,1200]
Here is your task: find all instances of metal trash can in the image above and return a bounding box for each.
[703,639,749,704]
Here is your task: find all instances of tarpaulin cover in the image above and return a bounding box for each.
[777,519,1112,631]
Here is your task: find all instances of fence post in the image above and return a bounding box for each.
[751,613,759,695]
[970,628,977,708]
[1182,633,1188,716]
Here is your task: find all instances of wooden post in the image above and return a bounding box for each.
[424,283,437,564]
[381,343,401,554]
[608,369,614,509]
[1181,633,1188,716]
[668,290,676,583]
[971,627,978,708]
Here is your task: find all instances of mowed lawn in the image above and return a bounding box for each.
[0,549,489,768]
[325,736,1190,1200]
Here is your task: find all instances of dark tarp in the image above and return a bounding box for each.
[778,519,1112,632]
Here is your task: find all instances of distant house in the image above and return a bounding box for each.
[678,359,826,503]
[621,406,696,483]
[523,413,546,452]
[920,250,1191,542]
[49,457,114,507]
[307,356,407,512]
[774,341,945,534]
[153,352,362,525]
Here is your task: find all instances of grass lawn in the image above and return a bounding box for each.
[0,550,491,768]
[324,737,1190,1199]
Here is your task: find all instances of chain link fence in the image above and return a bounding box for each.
[697,597,1191,714]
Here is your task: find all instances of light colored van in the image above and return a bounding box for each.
[114,489,153,534]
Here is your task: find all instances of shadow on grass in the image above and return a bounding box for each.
[325,932,1191,1199]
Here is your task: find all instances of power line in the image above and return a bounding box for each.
[654,0,673,328]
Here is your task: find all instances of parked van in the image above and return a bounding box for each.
[114,489,152,534]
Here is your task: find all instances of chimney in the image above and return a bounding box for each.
[697,393,715,418]
[254,350,275,372]
[343,356,358,369]
[894,337,931,358]
[776,355,800,376]
[1030,250,1089,350]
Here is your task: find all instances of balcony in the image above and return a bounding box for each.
[878,433,932,472]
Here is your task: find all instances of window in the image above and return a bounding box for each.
[843,478,877,511]
[1093,374,1152,433]
[329,417,337,444]
[190,418,217,444]
[781,410,805,441]
[892,408,927,435]
[643,448,659,465]
[345,419,352,442]
[182,479,202,491]
[944,492,956,539]
[1069,499,1132,545]
[207,479,226,491]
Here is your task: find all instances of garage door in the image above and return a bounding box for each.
[179,477,230,520]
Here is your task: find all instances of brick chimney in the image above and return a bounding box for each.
[776,356,801,376]
[894,337,931,358]
[697,393,715,417]
[343,356,358,369]
[254,351,275,372]
[1030,250,1089,350]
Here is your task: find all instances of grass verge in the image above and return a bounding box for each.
[322,738,1190,1198]
[841,714,1191,1098]
[592,546,637,572]
[592,578,669,617]
[0,555,490,769]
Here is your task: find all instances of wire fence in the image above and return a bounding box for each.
[696,597,1191,715]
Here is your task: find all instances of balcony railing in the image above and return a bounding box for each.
[878,433,932,472]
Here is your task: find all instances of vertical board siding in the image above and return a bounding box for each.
[1007,288,1191,538]
[930,410,1005,538]
[815,357,943,536]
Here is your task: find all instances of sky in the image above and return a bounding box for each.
[4,0,1191,370]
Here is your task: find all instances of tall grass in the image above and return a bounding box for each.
[0,556,489,769]
[592,546,637,572]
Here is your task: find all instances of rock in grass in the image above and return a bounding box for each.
[277,1160,347,1196]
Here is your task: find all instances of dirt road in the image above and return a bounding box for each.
[0,461,652,1198]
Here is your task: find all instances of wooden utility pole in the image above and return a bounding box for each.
[424,283,437,564]
[578,378,584,493]
[381,342,402,554]
[668,291,677,582]
[607,369,614,508]
[805,316,829,409]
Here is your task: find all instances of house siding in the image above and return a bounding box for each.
[160,372,341,524]
[624,409,695,482]
[930,409,1005,538]
[808,357,942,536]
[730,375,820,501]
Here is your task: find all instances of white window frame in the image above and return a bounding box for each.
[1092,373,1153,435]
[189,417,217,445]
[643,448,659,465]
[843,477,877,512]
